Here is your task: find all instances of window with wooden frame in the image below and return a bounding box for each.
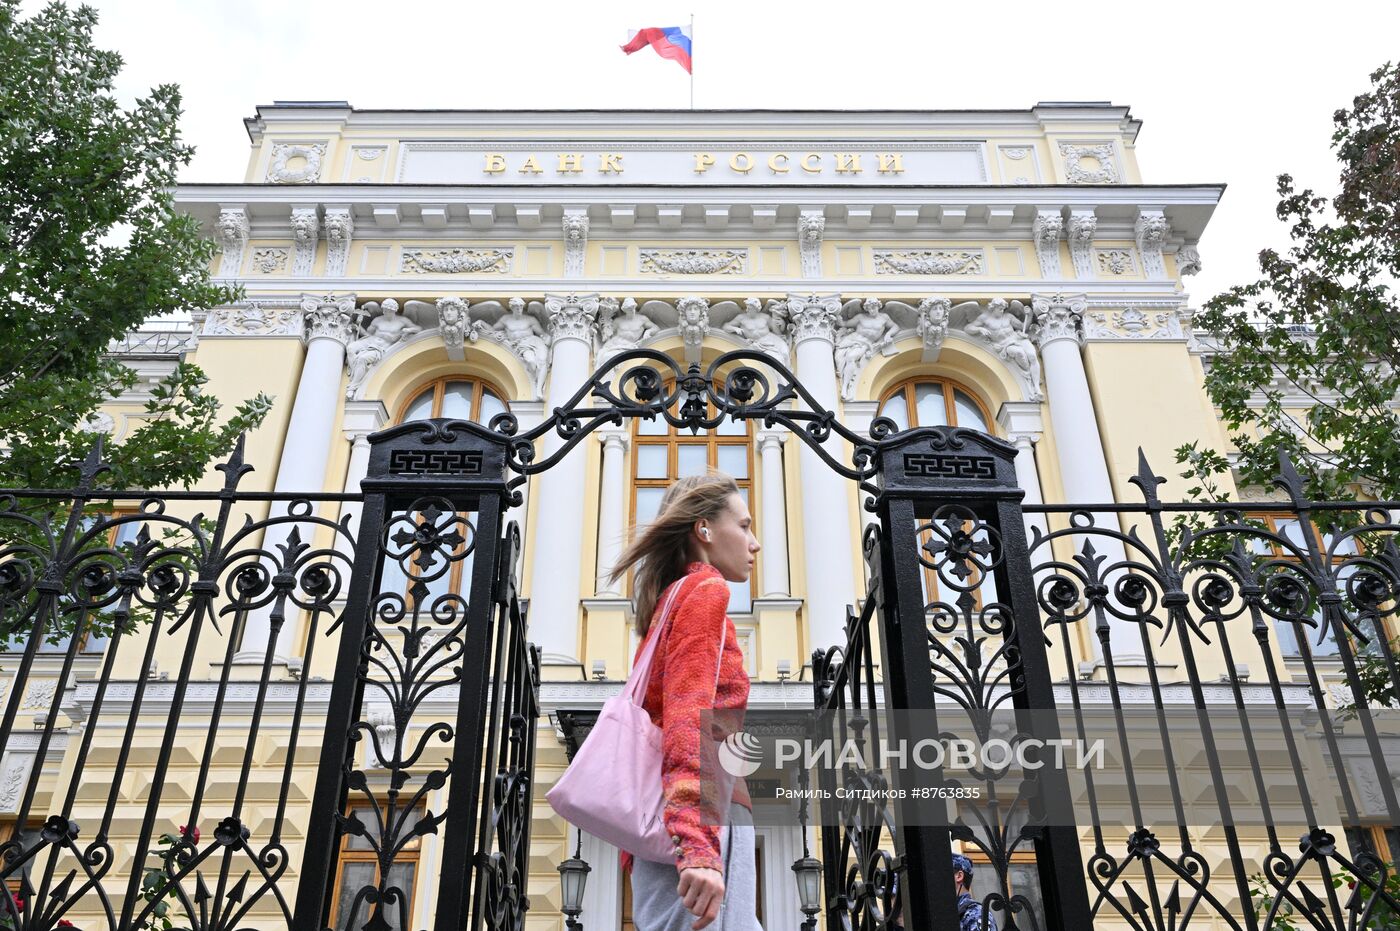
[1244,512,1368,659]
[1345,824,1400,865]
[330,800,426,931]
[396,376,509,426]
[380,377,510,605]
[1,511,141,654]
[630,376,756,613]
[876,377,998,611]
[875,376,993,435]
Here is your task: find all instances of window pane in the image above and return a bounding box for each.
[439,381,474,421]
[637,415,669,436]
[880,392,910,431]
[953,389,988,431]
[714,409,747,436]
[636,445,668,479]
[334,861,378,930]
[677,444,709,477]
[1277,518,1306,552]
[478,388,507,427]
[402,388,435,423]
[717,445,748,480]
[635,488,665,529]
[914,383,947,428]
[384,862,416,931]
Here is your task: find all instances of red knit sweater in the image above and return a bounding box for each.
[619,561,752,876]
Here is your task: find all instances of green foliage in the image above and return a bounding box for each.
[1250,862,1400,931]
[1187,62,1400,505]
[0,0,271,492]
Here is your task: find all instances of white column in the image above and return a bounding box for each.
[527,294,599,667]
[594,427,630,597]
[787,295,857,653]
[333,400,389,568]
[578,829,621,931]
[756,430,792,598]
[237,294,358,661]
[1031,293,1141,663]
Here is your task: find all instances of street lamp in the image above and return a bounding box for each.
[557,827,591,931]
[792,763,823,931]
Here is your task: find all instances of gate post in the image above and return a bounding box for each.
[872,425,1092,930]
[292,418,514,931]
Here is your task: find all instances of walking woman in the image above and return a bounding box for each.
[605,469,764,930]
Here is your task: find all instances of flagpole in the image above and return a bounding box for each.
[689,12,694,110]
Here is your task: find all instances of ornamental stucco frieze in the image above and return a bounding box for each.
[639,249,747,275]
[202,301,304,337]
[1095,249,1137,276]
[873,250,984,276]
[251,247,289,274]
[267,142,327,184]
[401,248,513,274]
[1059,142,1119,184]
[1081,302,1186,341]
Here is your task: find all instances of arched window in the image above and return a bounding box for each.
[876,376,992,433]
[397,376,508,426]
[631,377,756,613]
[383,376,510,605]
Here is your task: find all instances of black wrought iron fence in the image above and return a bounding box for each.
[807,426,1400,931]
[0,431,539,931]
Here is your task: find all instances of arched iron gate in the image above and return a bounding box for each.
[1,347,1397,930]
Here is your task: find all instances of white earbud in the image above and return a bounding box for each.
[700,527,711,540]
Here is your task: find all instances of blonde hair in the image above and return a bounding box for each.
[605,468,741,637]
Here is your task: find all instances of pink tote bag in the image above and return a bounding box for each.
[546,575,738,865]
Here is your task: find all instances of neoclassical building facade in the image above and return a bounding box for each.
[16,103,1391,931]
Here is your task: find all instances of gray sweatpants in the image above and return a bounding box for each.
[631,802,764,931]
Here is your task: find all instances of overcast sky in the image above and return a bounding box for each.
[34,0,1400,306]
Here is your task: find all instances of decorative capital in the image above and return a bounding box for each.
[300,293,359,347]
[1031,292,1087,349]
[543,292,600,341]
[785,293,843,344]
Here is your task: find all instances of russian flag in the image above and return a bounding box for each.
[620,26,692,74]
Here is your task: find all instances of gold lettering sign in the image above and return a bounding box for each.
[473,150,908,177]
